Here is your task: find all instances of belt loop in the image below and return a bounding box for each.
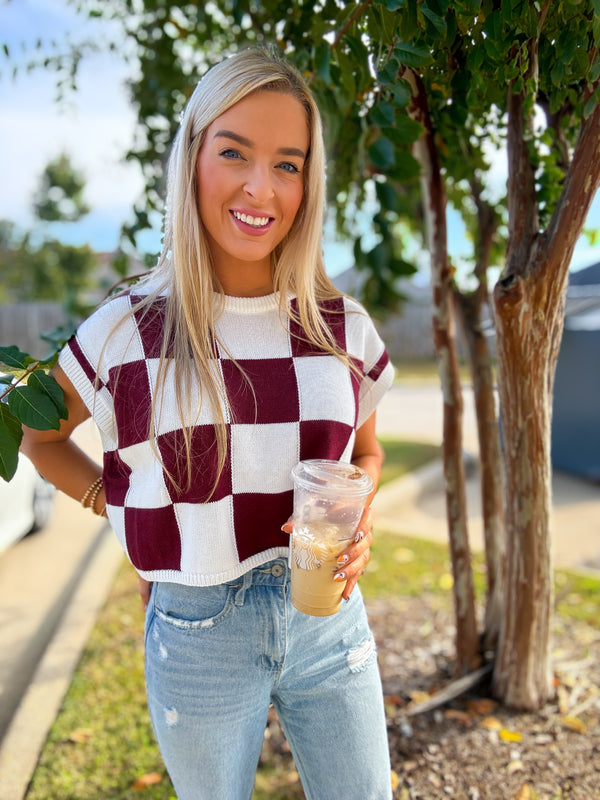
[234,569,253,606]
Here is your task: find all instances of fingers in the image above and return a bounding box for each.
[334,527,372,600]
[354,505,373,543]
[138,576,153,609]
[282,506,373,602]
[339,545,371,601]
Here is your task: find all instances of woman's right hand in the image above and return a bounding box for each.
[138,576,153,609]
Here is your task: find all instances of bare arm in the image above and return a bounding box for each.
[20,364,107,515]
[332,411,383,600]
[349,410,383,508]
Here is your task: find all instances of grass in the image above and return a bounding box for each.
[378,436,441,486]
[390,358,474,384]
[25,437,600,799]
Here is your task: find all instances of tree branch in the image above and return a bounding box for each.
[505,43,540,275]
[0,362,41,403]
[332,0,374,48]
[543,101,600,290]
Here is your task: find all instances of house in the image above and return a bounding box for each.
[552,262,600,481]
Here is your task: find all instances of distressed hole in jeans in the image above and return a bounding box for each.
[164,707,179,727]
[347,636,376,673]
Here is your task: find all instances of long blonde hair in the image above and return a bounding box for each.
[127,47,348,493]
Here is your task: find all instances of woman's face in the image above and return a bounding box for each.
[196,90,309,296]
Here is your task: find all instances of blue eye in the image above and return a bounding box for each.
[279,162,300,174]
[220,148,242,160]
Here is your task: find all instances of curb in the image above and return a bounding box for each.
[374,459,445,514]
[0,527,123,800]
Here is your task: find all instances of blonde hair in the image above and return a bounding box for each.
[126,47,347,493]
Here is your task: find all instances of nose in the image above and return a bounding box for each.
[243,163,274,204]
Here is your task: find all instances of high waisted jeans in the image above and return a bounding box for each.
[144,558,392,800]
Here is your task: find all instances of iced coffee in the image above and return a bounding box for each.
[290,460,373,616]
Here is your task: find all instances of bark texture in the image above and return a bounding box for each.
[454,180,506,652]
[405,67,480,673]
[492,97,600,709]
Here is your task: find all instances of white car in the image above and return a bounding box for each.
[0,453,55,553]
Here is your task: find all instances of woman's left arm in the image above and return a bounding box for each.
[334,411,383,601]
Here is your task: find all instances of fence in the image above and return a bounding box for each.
[0,303,68,358]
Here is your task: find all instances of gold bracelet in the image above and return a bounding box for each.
[88,482,103,515]
[81,476,103,509]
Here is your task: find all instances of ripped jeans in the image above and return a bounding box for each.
[144,558,392,800]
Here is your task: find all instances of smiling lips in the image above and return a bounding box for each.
[231,209,274,230]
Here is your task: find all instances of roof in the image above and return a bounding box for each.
[569,262,600,286]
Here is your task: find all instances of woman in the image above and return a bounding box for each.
[21,47,395,799]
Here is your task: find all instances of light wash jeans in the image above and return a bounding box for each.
[144,558,392,800]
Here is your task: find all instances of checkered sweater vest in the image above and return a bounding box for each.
[59,291,394,586]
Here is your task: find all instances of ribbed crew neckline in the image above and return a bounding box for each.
[221,292,287,314]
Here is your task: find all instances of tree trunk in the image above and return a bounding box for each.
[493,96,600,709]
[405,67,480,673]
[454,181,505,652]
[454,289,505,651]
[492,273,555,709]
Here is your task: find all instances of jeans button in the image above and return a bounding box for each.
[271,563,284,577]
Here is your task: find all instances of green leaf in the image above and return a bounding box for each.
[0,405,22,482]
[28,370,68,420]
[368,137,396,170]
[393,79,413,107]
[375,180,400,212]
[370,101,395,126]
[7,385,63,431]
[394,41,433,68]
[387,150,421,181]
[422,6,447,38]
[0,346,36,371]
[377,57,400,87]
[583,92,598,119]
[0,403,23,446]
[314,42,332,85]
[385,115,424,145]
[483,8,503,41]
[0,426,19,482]
[379,0,404,9]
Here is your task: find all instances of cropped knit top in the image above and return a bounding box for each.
[59,289,394,586]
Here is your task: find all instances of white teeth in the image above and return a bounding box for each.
[233,211,270,227]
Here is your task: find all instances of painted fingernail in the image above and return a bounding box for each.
[354,530,365,543]
[337,554,349,566]
[333,572,346,582]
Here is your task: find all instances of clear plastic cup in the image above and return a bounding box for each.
[290,459,373,616]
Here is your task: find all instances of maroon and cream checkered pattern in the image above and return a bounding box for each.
[60,290,393,586]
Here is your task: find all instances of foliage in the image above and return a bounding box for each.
[7,0,598,312]
[0,150,99,303]
[0,219,98,303]
[33,152,90,223]
[0,344,70,481]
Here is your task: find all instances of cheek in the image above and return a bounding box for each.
[285,183,305,225]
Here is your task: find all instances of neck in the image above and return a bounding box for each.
[214,261,274,298]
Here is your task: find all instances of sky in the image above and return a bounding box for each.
[1,0,599,279]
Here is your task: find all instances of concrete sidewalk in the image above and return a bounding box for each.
[374,458,600,573]
[374,383,600,573]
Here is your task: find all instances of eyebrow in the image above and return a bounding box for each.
[213,129,306,160]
